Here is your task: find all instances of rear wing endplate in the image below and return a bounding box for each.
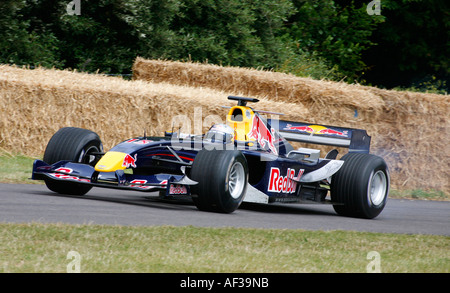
[268,119,371,153]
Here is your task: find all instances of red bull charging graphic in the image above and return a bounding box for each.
[247,115,278,155]
[122,154,137,168]
[284,124,349,137]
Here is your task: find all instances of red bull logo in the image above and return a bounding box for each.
[169,184,188,195]
[285,124,348,137]
[247,115,278,155]
[268,167,304,193]
[122,154,137,168]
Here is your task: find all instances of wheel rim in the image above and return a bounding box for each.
[368,170,387,206]
[228,162,245,199]
[79,145,100,166]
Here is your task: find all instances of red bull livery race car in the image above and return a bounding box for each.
[32,96,389,219]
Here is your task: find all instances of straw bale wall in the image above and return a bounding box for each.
[0,65,307,155]
[133,58,450,194]
[0,59,448,194]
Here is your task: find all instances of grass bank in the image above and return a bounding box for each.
[1,223,448,273]
[1,154,448,273]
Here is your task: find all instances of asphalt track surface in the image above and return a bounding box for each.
[1,183,449,235]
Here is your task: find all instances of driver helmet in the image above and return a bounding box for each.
[205,124,235,143]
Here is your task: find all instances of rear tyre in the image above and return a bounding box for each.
[190,150,248,213]
[43,127,103,195]
[331,153,389,219]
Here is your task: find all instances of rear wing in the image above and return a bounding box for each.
[268,119,371,153]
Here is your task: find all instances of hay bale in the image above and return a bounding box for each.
[0,65,308,157]
[132,58,450,194]
[132,57,385,112]
[0,61,448,194]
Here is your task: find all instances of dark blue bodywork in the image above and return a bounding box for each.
[32,106,371,204]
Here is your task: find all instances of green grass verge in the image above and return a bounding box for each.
[0,152,42,184]
[1,223,448,273]
[1,153,448,273]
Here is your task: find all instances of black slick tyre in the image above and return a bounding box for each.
[190,150,248,213]
[331,153,389,219]
[43,127,103,195]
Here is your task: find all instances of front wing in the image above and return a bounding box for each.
[32,160,193,196]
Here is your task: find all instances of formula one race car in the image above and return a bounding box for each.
[32,96,389,219]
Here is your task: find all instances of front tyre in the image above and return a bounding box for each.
[43,127,103,195]
[191,150,248,213]
[331,153,389,219]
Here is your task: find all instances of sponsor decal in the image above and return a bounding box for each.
[55,167,73,173]
[49,168,90,183]
[247,115,278,155]
[268,167,304,193]
[130,179,168,190]
[122,154,137,168]
[284,124,315,133]
[125,139,153,144]
[284,124,348,137]
[168,184,188,195]
[130,179,187,194]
